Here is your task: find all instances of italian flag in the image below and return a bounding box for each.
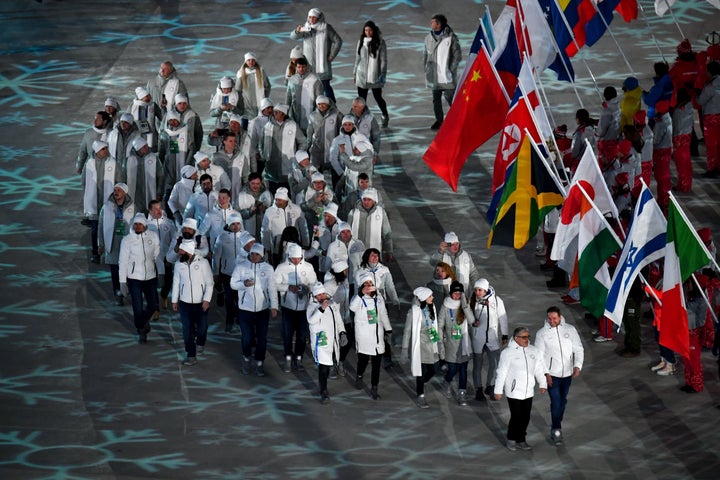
[577,181,620,319]
[660,199,710,359]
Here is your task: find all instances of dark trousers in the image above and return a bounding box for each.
[282,307,308,358]
[507,397,533,442]
[238,309,270,361]
[89,219,99,255]
[445,361,469,390]
[178,301,208,358]
[321,79,336,103]
[160,262,173,299]
[109,264,120,293]
[432,88,454,122]
[339,321,355,362]
[319,363,331,393]
[357,87,388,117]
[357,353,382,387]
[547,376,572,430]
[220,273,238,329]
[416,362,437,395]
[127,278,158,332]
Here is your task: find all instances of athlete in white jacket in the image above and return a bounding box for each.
[494,326,547,451]
[119,213,160,344]
[230,243,278,376]
[171,240,214,366]
[533,306,584,445]
[307,282,346,404]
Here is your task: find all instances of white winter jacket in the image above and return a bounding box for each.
[274,260,317,311]
[119,230,160,282]
[230,259,278,312]
[212,229,246,276]
[171,256,214,304]
[533,319,584,378]
[307,299,346,366]
[494,340,547,400]
[350,293,391,355]
[470,291,508,352]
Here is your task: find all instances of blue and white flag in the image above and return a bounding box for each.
[603,184,667,326]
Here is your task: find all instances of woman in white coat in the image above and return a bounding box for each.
[324,260,351,376]
[350,272,391,400]
[307,282,346,404]
[438,281,474,406]
[401,287,440,408]
[353,20,389,127]
[494,326,548,451]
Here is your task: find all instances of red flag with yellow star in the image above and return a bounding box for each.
[423,44,509,192]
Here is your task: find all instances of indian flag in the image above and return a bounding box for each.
[660,199,710,358]
[577,181,619,319]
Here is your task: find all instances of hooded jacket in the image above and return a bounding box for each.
[494,339,548,400]
[307,298,346,366]
[469,286,508,352]
[230,258,278,312]
[119,228,160,282]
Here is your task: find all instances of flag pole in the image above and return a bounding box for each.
[636,0,666,62]
[516,0,583,106]
[519,69,570,186]
[577,181,661,307]
[661,0,686,39]
[481,5,495,56]
[588,0,635,75]
[550,0,601,104]
[527,128,566,197]
[668,193,719,323]
[482,39,512,105]
[669,193,720,272]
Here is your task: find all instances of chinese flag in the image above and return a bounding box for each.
[423,45,510,192]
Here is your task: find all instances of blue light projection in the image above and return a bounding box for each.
[88,13,293,57]
[0,167,80,211]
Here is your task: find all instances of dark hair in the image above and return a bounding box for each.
[148,199,162,210]
[222,131,236,142]
[653,61,669,77]
[603,86,617,101]
[295,57,309,66]
[248,172,262,182]
[358,172,370,181]
[708,61,720,77]
[358,20,382,57]
[331,270,347,283]
[97,111,111,124]
[431,13,447,29]
[360,247,382,267]
[218,188,231,197]
[419,300,436,320]
[199,173,212,184]
[280,226,300,245]
[622,124,644,153]
[547,305,561,315]
[676,87,691,106]
[576,108,596,127]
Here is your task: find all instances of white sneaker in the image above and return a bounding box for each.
[656,363,676,376]
[650,359,667,371]
[593,336,613,343]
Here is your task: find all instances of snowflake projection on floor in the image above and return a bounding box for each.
[162,377,310,423]
[0,300,66,320]
[197,466,280,480]
[0,167,80,211]
[0,111,47,127]
[0,145,49,163]
[88,13,292,57]
[0,60,88,107]
[272,426,493,479]
[0,322,25,339]
[6,270,109,288]
[0,365,78,406]
[194,424,283,447]
[43,121,91,138]
[69,401,155,424]
[366,0,420,10]
[107,363,180,383]
[13,334,83,353]
[0,430,194,478]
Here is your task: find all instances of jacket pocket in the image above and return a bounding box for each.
[510,379,516,393]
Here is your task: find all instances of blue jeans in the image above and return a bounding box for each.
[445,361,468,390]
[238,309,270,361]
[282,307,308,358]
[547,375,573,430]
[178,301,208,358]
[127,278,158,332]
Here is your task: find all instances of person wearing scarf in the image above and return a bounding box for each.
[401,287,440,408]
[236,52,271,128]
[438,281,474,406]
